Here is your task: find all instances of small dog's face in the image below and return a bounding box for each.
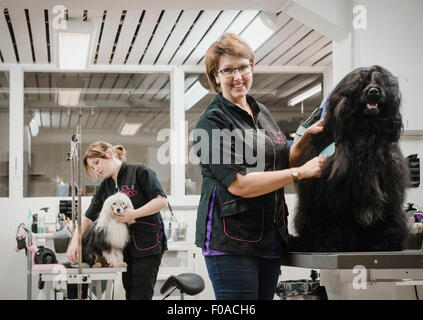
[103,192,134,218]
[111,198,129,215]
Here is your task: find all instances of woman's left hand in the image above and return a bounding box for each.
[114,209,136,224]
[305,119,324,136]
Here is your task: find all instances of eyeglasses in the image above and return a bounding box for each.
[216,64,252,78]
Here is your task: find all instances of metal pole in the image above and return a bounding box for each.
[26,229,32,300]
[75,126,83,300]
[69,126,83,300]
[70,148,76,234]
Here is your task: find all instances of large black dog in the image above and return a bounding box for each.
[291,65,410,252]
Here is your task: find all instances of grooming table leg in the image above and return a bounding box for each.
[44,281,51,300]
[105,280,113,300]
[95,280,102,299]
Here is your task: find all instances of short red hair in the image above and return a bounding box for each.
[204,33,255,93]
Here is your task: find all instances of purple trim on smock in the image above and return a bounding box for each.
[202,187,230,256]
[201,186,282,258]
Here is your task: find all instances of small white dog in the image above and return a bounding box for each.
[82,192,135,268]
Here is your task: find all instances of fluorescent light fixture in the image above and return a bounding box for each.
[184,80,209,111]
[58,32,91,69]
[54,19,98,69]
[58,88,82,106]
[240,14,277,51]
[120,122,143,136]
[288,84,322,107]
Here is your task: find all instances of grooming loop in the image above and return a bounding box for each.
[67,126,83,299]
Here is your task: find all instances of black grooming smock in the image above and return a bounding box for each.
[193,94,291,257]
[85,162,167,258]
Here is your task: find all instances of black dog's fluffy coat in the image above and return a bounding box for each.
[291,65,410,252]
[81,225,110,267]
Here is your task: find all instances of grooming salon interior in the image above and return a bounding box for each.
[1,0,422,301]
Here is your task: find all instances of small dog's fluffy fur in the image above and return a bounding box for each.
[82,192,135,267]
[291,65,410,252]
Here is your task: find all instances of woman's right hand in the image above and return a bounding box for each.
[66,240,78,263]
[298,155,325,179]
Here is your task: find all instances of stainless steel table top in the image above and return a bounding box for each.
[284,250,423,269]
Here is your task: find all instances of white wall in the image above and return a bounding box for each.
[352,0,423,75]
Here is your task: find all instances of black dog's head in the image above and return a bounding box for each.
[324,65,402,142]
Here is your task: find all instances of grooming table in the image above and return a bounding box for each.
[32,265,126,300]
[284,250,423,300]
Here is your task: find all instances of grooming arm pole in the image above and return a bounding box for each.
[76,127,83,300]
[68,126,83,300]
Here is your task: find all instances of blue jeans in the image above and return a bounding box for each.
[204,255,282,300]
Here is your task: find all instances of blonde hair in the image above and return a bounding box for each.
[204,33,255,93]
[83,141,127,177]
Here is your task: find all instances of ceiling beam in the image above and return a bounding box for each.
[3,0,284,11]
[280,0,352,42]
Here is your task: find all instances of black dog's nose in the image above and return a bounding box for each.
[368,87,379,96]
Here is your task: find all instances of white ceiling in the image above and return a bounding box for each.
[0,7,332,67]
[0,3,332,136]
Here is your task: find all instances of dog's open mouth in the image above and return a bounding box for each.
[366,103,378,110]
[362,102,381,116]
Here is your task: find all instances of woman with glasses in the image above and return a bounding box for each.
[193,33,325,300]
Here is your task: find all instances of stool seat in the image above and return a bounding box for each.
[160,273,205,296]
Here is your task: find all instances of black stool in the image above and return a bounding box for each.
[160,273,205,300]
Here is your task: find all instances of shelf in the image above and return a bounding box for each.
[402,130,423,137]
[33,232,56,239]
[166,241,196,250]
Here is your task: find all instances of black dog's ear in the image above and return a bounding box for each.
[324,96,349,141]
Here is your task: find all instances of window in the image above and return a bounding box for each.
[184,71,323,195]
[184,73,213,195]
[0,71,9,197]
[24,72,171,197]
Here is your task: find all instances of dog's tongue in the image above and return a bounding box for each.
[367,103,378,109]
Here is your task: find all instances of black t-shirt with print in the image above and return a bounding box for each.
[85,162,167,258]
